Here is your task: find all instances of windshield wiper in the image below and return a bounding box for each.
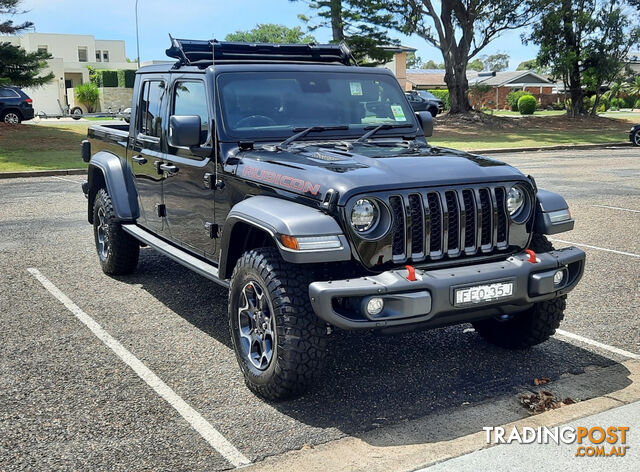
[356,123,414,142]
[278,125,349,149]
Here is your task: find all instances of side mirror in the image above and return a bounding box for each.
[416,110,433,137]
[169,115,201,147]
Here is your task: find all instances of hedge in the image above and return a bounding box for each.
[427,89,450,110]
[117,69,136,88]
[517,94,537,115]
[507,91,532,111]
[90,69,134,88]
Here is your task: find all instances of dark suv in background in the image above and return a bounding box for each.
[0,86,35,124]
[405,90,445,117]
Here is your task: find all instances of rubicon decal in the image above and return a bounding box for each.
[242,166,321,195]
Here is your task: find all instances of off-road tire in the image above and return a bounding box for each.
[228,248,328,400]
[472,234,566,349]
[93,188,139,275]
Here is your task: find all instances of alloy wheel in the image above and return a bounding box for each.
[96,207,110,260]
[3,112,19,124]
[237,281,276,370]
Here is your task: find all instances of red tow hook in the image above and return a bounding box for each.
[405,265,417,281]
[525,249,537,263]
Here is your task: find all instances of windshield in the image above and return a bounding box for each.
[217,71,416,140]
[417,90,436,100]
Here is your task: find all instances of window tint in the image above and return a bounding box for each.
[0,88,19,98]
[173,81,208,144]
[138,81,165,137]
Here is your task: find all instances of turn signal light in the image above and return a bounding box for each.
[280,235,299,250]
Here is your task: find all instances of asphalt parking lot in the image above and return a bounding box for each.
[0,146,638,471]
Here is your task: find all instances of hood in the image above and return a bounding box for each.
[234,141,527,205]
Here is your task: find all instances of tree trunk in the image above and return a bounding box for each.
[444,60,472,114]
[562,0,585,117]
[330,0,344,42]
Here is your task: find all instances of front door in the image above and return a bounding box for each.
[162,77,217,258]
[130,78,167,234]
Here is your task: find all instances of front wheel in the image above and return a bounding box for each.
[632,129,640,147]
[229,248,327,400]
[472,234,566,348]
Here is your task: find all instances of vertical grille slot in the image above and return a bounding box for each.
[494,187,508,245]
[462,189,476,251]
[445,191,459,254]
[479,188,492,247]
[426,192,442,256]
[408,194,424,257]
[389,195,406,259]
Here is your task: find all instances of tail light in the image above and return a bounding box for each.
[25,98,33,104]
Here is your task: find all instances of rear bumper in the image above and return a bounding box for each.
[309,247,585,330]
[22,107,34,121]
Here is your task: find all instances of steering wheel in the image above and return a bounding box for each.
[235,115,277,128]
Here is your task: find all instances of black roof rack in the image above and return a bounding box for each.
[165,36,356,68]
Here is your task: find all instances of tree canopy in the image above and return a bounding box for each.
[225,24,316,44]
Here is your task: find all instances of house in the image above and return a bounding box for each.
[406,68,559,109]
[3,33,137,115]
[380,45,417,91]
[628,51,640,75]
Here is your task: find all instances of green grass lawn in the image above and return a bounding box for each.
[430,129,627,150]
[492,110,567,117]
[0,123,89,172]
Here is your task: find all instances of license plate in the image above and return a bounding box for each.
[455,281,514,306]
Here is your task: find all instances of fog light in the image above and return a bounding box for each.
[553,270,564,286]
[366,297,384,316]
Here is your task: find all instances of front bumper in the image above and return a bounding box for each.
[309,247,585,330]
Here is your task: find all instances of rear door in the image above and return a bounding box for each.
[130,77,168,233]
[162,76,217,258]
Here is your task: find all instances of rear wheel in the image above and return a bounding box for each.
[229,248,327,400]
[1,110,22,124]
[472,234,565,348]
[92,188,140,275]
[632,129,640,147]
[70,107,83,120]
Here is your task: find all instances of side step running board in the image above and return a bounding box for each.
[122,224,229,289]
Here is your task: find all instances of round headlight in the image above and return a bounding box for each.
[507,186,525,216]
[351,198,379,232]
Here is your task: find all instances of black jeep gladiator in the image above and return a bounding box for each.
[81,39,585,400]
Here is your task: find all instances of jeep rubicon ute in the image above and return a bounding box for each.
[81,39,585,400]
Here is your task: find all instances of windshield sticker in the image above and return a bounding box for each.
[349,82,363,96]
[390,105,406,121]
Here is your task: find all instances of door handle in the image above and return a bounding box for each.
[131,155,147,165]
[159,163,179,174]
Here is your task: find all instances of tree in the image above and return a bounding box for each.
[378,1,536,113]
[0,0,53,87]
[406,51,422,68]
[0,0,32,34]
[516,58,548,73]
[468,58,484,72]
[482,52,510,72]
[526,0,640,117]
[422,59,445,69]
[225,24,316,43]
[293,0,398,65]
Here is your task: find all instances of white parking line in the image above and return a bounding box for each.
[555,329,640,360]
[27,268,251,468]
[591,204,640,214]
[549,238,640,258]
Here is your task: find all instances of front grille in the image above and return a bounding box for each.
[387,185,510,264]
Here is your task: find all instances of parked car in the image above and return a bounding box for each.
[81,39,585,400]
[630,124,640,146]
[405,90,445,116]
[0,86,35,124]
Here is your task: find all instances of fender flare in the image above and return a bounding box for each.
[219,195,351,279]
[533,189,574,235]
[86,151,139,223]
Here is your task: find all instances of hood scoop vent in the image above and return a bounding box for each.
[307,150,350,162]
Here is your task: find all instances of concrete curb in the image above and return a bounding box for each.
[0,169,86,179]
[245,359,640,472]
[473,142,631,154]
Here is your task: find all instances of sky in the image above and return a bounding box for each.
[18,0,539,70]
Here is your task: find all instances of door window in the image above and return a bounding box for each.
[173,80,209,145]
[138,80,165,138]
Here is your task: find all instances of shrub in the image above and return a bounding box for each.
[550,101,565,110]
[427,89,450,110]
[624,96,636,108]
[635,99,640,109]
[117,69,136,88]
[75,83,100,113]
[517,94,537,115]
[507,90,532,111]
[610,97,624,109]
[101,70,118,87]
